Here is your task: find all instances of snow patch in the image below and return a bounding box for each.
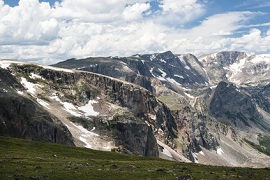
[210,85,217,89]
[250,55,270,64]
[141,60,145,64]
[0,59,25,69]
[191,152,199,163]
[17,90,23,95]
[178,55,186,65]
[0,61,11,69]
[78,100,99,116]
[150,67,156,77]
[50,95,81,116]
[156,68,167,81]
[199,151,205,156]
[229,58,245,74]
[228,57,246,84]
[50,94,61,101]
[184,65,190,70]
[150,54,156,61]
[2,89,8,93]
[159,58,166,63]
[30,73,44,80]
[158,68,167,77]
[20,77,41,94]
[62,102,81,117]
[50,94,99,117]
[174,74,184,79]
[161,147,173,158]
[217,147,224,155]
[211,53,217,59]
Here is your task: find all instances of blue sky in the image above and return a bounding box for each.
[0,0,270,64]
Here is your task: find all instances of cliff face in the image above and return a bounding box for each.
[246,84,270,114]
[0,68,74,145]
[36,67,177,139]
[210,81,262,129]
[8,64,180,157]
[171,107,220,161]
[110,115,158,156]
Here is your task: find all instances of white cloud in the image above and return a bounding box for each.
[157,0,205,25]
[189,11,256,37]
[160,0,203,13]
[229,29,270,53]
[0,0,57,45]
[0,0,269,64]
[123,3,151,21]
[54,0,150,23]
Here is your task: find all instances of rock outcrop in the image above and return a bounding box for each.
[0,68,74,145]
[171,107,219,162]
[209,81,262,129]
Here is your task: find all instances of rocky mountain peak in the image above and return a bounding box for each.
[216,51,247,66]
[200,51,248,65]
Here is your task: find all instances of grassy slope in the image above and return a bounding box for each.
[0,137,269,180]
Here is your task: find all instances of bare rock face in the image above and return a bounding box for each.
[199,51,248,85]
[209,81,262,129]
[11,64,178,157]
[110,115,158,156]
[75,114,159,157]
[213,51,247,66]
[53,51,209,91]
[172,107,219,162]
[0,68,74,145]
[246,84,270,114]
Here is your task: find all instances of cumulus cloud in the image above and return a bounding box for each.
[0,0,58,45]
[229,29,270,53]
[54,0,151,23]
[0,0,269,64]
[157,0,205,25]
[123,3,151,21]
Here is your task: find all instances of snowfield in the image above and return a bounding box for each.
[20,77,42,95]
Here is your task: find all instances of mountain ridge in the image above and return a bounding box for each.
[1,50,270,167]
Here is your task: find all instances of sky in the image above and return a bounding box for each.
[0,0,270,64]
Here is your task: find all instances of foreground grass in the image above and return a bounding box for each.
[0,137,269,179]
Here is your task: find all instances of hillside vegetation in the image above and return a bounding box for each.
[0,136,270,180]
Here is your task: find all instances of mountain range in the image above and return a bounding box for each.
[1,51,270,168]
